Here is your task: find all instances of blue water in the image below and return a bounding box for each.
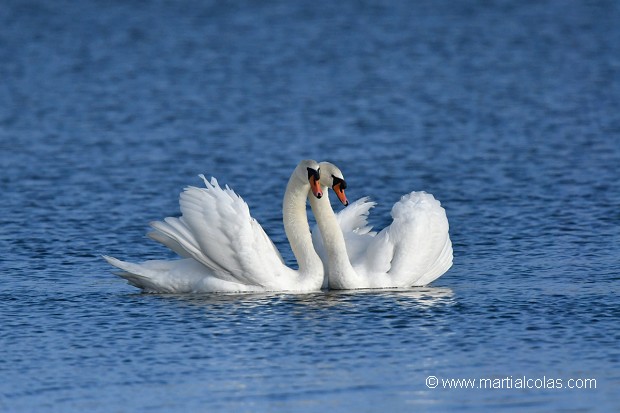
[2,0,619,411]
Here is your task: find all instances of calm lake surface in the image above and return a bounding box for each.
[1,0,619,411]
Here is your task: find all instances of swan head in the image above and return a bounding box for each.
[318,162,349,206]
[296,159,323,199]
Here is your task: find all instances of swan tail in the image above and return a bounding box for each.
[102,255,173,292]
[103,255,262,293]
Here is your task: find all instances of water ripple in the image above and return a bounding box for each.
[2,0,619,411]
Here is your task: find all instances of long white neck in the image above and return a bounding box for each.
[282,175,324,278]
[309,190,358,289]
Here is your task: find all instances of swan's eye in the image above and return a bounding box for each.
[307,167,320,180]
[332,175,347,189]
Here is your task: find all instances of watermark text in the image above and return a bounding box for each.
[425,375,596,390]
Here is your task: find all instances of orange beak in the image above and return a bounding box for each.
[333,183,348,206]
[309,174,323,198]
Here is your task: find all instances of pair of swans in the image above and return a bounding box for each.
[104,160,452,293]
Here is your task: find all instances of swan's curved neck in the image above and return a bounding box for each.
[309,191,357,287]
[282,176,323,277]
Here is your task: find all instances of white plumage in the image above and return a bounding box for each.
[310,162,453,289]
[104,160,325,293]
[104,160,453,293]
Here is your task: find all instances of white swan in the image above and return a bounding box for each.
[104,160,326,293]
[310,162,453,289]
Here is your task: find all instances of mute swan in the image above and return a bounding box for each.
[310,162,453,289]
[104,160,326,293]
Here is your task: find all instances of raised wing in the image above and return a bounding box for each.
[149,175,287,287]
[357,191,452,286]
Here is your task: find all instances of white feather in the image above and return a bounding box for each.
[311,162,453,289]
[104,162,325,293]
[358,192,452,287]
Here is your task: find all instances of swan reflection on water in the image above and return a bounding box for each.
[329,286,455,307]
[153,286,455,311]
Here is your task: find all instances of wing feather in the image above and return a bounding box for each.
[176,176,287,287]
[355,192,452,286]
